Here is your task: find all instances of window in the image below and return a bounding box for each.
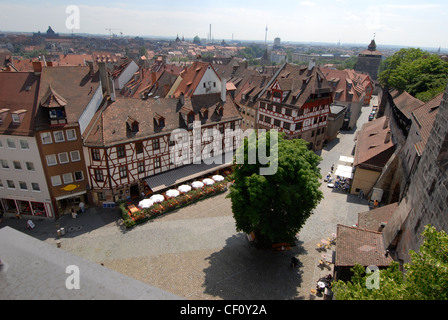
[135,141,143,154]
[285,108,292,116]
[188,113,194,124]
[19,139,29,150]
[0,139,2,148]
[51,175,62,186]
[0,179,3,188]
[138,161,145,173]
[70,150,81,162]
[54,131,65,143]
[117,145,125,158]
[274,119,281,127]
[66,129,77,141]
[267,105,273,111]
[154,157,161,168]
[19,181,27,190]
[264,116,271,124]
[6,138,15,149]
[31,182,40,191]
[13,161,22,170]
[46,154,57,166]
[275,106,282,113]
[12,113,20,123]
[58,152,69,164]
[41,132,52,144]
[98,192,106,201]
[296,122,303,130]
[91,149,101,161]
[283,122,291,130]
[62,173,73,184]
[153,139,160,150]
[7,180,15,189]
[94,169,104,182]
[1,159,9,169]
[119,166,127,178]
[74,171,84,181]
[311,130,315,137]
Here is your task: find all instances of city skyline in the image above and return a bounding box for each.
[0,0,447,49]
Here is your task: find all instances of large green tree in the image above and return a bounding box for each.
[378,48,448,102]
[227,131,323,247]
[332,225,448,300]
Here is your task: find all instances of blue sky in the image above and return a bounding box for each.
[0,0,446,49]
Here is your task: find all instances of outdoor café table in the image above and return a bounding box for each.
[318,281,326,289]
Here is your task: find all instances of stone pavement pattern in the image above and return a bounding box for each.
[1,98,376,300]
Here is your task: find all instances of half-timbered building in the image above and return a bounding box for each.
[83,90,242,205]
[257,61,333,151]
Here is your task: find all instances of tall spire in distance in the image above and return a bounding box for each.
[265,25,268,45]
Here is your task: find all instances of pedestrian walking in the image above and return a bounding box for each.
[71,207,77,219]
[79,201,85,213]
[331,164,334,173]
[290,256,299,269]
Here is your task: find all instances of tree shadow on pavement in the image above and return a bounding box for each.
[202,234,308,300]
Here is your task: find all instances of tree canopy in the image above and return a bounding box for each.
[378,48,448,102]
[332,225,448,300]
[227,131,323,246]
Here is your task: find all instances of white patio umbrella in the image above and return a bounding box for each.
[150,194,165,203]
[202,178,215,186]
[212,175,224,182]
[191,181,204,189]
[178,185,191,193]
[166,189,180,198]
[138,198,154,209]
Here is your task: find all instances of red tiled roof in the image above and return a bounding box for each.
[173,61,220,98]
[335,224,393,267]
[412,92,443,155]
[357,202,399,231]
[390,89,424,119]
[83,93,241,147]
[353,116,395,169]
[0,72,40,136]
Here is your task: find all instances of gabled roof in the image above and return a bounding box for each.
[83,93,241,147]
[0,72,40,136]
[353,116,395,169]
[258,63,332,108]
[322,68,371,103]
[39,85,68,108]
[173,61,220,98]
[35,66,101,126]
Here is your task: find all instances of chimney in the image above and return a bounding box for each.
[98,62,110,96]
[221,78,227,103]
[308,58,316,71]
[32,61,43,75]
[384,130,391,143]
[383,117,389,129]
[87,60,95,76]
[179,92,185,106]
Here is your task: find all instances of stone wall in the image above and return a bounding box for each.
[394,83,448,262]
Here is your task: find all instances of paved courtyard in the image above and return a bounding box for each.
[2,97,376,300]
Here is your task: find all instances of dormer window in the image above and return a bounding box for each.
[154,113,165,128]
[188,113,195,124]
[126,116,139,133]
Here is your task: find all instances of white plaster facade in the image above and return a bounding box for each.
[0,135,53,218]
